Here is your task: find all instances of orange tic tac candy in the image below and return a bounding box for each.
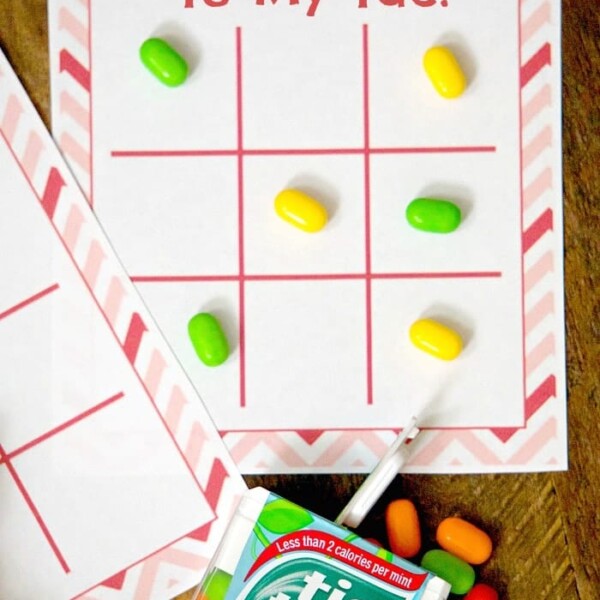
[436,517,493,565]
[385,499,421,558]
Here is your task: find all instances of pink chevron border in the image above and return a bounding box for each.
[53,0,93,200]
[48,0,565,482]
[1,54,245,600]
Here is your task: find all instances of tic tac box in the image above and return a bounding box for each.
[194,487,450,600]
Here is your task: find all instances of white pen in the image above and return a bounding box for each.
[336,416,420,529]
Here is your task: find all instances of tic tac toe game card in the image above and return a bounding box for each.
[0,51,246,599]
[48,0,567,473]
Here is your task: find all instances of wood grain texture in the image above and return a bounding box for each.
[0,1,597,598]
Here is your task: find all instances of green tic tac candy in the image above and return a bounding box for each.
[406,197,462,233]
[139,38,188,87]
[421,549,475,595]
[188,313,229,367]
[198,568,232,600]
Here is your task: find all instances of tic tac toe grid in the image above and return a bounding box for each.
[50,0,566,472]
[103,21,515,430]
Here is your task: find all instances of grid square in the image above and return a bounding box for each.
[0,466,69,597]
[0,141,54,311]
[371,277,523,428]
[368,2,519,149]
[1,288,53,448]
[370,152,520,274]
[244,155,366,275]
[11,393,213,594]
[93,6,237,151]
[95,157,239,276]
[0,260,141,452]
[136,281,241,430]
[244,280,367,430]
[242,16,363,148]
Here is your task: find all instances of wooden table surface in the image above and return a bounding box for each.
[1,1,598,598]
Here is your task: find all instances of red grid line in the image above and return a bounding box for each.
[5,391,124,461]
[132,274,240,283]
[111,145,497,158]
[371,271,502,280]
[131,271,503,283]
[0,444,70,573]
[0,130,212,507]
[371,146,496,154]
[219,423,528,433]
[0,283,59,321]
[363,24,373,405]
[236,26,246,409]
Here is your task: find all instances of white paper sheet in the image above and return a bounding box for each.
[48,0,567,473]
[0,51,246,599]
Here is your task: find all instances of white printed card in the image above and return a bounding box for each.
[48,0,567,473]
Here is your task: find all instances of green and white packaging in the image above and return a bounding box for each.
[195,487,450,600]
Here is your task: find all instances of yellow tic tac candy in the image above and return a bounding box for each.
[274,189,328,233]
[423,46,467,99]
[410,318,463,360]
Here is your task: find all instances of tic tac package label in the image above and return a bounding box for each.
[195,488,450,600]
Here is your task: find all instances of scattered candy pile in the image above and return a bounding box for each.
[385,499,498,598]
